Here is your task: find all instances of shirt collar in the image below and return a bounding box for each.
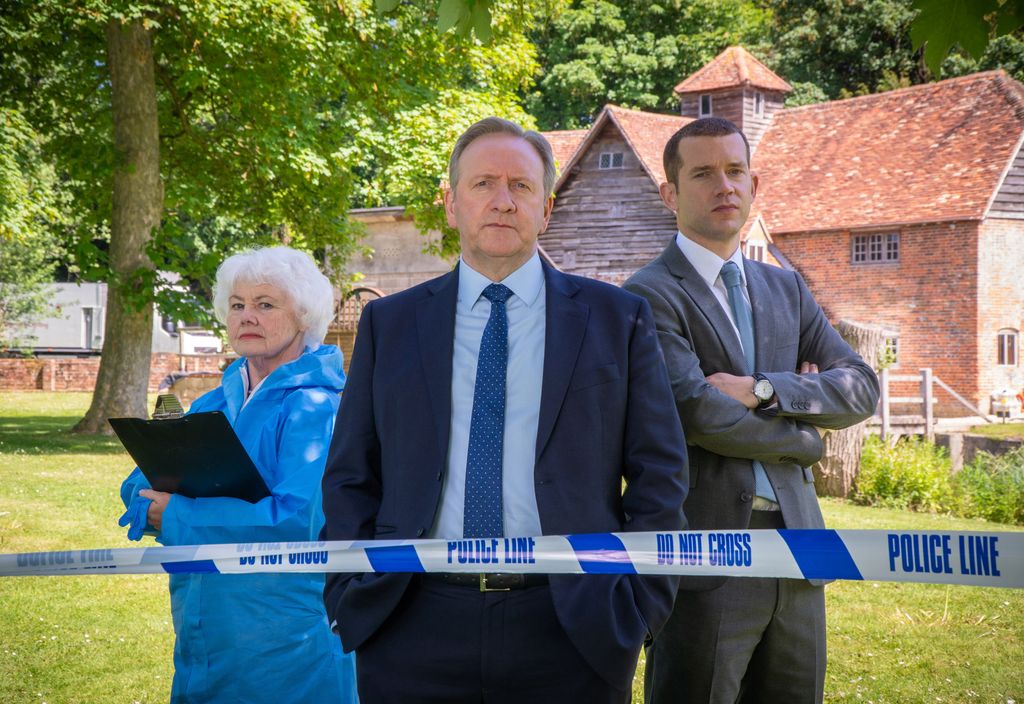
[674,231,746,289]
[458,251,545,309]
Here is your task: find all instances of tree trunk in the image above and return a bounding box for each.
[73,18,162,434]
[811,320,884,497]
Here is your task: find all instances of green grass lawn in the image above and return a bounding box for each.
[968,421,1024,441]
[2,391,1022,703]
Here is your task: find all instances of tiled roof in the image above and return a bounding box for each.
[752,70,1024,233]
[605,106,691,186]
[543,129,589,170]
[551,105,689,193]
[674,46,791,95]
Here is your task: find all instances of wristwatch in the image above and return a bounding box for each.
[752,373,775,408]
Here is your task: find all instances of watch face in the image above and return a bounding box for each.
[754,378,773,401]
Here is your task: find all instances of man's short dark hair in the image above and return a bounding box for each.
[663,117,751,187]
[448,117,556,197]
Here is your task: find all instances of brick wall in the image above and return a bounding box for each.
[0,354,228,393]
[773,220,982,415]
[977,218,1024,406]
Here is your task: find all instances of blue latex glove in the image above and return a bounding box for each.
[118,496,153,541]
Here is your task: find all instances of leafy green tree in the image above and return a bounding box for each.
[762,0,1024,101]
[761,0,926,99]
[0,0,536,432]
[0,108,65,351]
[525,0,771,129]
[941,31,1024,81]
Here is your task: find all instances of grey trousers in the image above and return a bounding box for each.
[645,519,826,704]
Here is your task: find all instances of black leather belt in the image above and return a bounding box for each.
[423,573,549,592]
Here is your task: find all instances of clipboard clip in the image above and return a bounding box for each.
[153,394,185,420]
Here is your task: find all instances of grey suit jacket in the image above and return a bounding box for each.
[624,240,879,590]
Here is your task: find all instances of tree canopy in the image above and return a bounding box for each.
[526,0,770,129]
[0,0,538,429]
[0,107,67,350]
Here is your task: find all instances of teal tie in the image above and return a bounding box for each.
[720,262,778,503]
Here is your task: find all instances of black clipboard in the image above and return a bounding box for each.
[110,412,271,503]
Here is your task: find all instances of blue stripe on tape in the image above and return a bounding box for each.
[779,529,863,581]
[567,533,637,575]
[365,545,425,573]
[162,560,219,574]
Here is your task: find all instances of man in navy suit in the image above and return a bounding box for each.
[321,117,688,703]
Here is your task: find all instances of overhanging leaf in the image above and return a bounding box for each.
[437,0,465,33]
[471,1,492,43]
[374,0,402,11]
[910,0,997,75]
[996,0,1024,34]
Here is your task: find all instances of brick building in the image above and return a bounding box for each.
[539,47,1024,415]
[344,46,1023,415]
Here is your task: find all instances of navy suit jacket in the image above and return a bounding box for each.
[321,262,688,689]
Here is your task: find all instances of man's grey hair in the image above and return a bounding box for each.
[447,117,556,197]
[212,246,335,351]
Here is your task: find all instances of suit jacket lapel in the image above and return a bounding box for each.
[744,262,777,372]
[660,242,749,375]
[536,263,588,462]
[416,268,458,463]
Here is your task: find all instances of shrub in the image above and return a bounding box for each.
[953,447,1024,525]
[854,435,954,512]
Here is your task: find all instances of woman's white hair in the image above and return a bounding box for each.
[212,246,335,351]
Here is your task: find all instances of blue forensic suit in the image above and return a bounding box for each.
[120,345,357,704]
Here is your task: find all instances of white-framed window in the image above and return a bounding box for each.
[754,91,765,116]
[744,241,766,262]
[699,94,712,117]
[852,232,899,264]
[997,329,1018,366]
[598,152,624,169]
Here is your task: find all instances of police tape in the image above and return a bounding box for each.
[2,530,1021,588]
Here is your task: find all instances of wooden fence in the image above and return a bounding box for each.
[876,367,991,441]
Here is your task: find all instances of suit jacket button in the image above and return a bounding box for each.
[740,491,753,503]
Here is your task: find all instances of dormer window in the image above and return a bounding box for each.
[599,152,624,169]
[754,92,765,116]
[699,94,712,117]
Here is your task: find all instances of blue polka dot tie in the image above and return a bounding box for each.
[463,283,513,539]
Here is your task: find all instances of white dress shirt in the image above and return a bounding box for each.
[431,252,546,538]
[675,232,748,341]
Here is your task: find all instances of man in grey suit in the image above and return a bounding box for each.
[624,117,880,704]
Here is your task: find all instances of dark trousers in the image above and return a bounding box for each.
[355,576,631,704]
[645,512,826,704]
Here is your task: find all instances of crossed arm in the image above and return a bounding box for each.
[625,277,878,468]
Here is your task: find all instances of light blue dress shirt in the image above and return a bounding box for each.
[431,252,546,538]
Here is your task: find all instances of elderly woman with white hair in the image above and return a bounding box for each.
[118,246,357,703]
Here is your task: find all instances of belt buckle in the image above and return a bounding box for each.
[479,574,511,592]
